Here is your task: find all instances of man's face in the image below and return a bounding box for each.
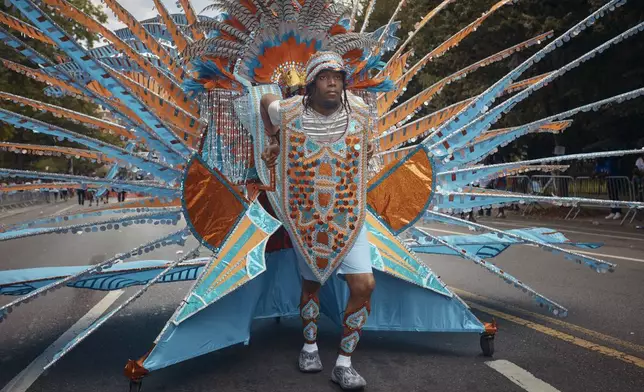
[312,70,344,110]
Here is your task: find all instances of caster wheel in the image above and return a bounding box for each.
[129,380,143,392]
[274,316,281,324]
[480,335,495,357]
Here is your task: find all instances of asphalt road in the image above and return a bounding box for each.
[0,201,643,392]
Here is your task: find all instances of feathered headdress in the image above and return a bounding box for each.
[183,0,394,96]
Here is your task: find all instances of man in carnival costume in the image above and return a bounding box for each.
[260,51,376,390]
[7,1,643,390]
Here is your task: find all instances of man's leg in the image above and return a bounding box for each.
[295,249,323,373]
[299,279,323,372]
[332,272,375,389]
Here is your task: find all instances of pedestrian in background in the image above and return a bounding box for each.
[77,188,85,205]
[634,153,644,202]
[595,157,622,220]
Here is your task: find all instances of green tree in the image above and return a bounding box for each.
[360,0,644,172]
[0,0,113,175]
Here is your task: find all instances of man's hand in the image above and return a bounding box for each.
[261,141,280,168]
[367,142,375,160]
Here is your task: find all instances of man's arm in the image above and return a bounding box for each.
[259,93,280,168]
[260,93,280,138]
[634,158,644,175]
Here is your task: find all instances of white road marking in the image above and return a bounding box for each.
[490,220,644,242]
[417,227,644,264]
[1,290,124,392]
[565,250,644,264]
[55,205,75,215]
[486,360,561,392]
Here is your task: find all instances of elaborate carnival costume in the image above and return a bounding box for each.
[0,0,643,388]
[264,51,381,385]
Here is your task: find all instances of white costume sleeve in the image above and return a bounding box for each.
[636,157,644,171]
[268,100,280,126]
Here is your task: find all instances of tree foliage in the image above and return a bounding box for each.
[0,0,112,175]
[361,0,644,174]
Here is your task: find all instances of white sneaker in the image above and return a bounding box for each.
[605,213,615,219]
[613,212,622,220]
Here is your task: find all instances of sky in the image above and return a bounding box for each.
[91,0,215,31]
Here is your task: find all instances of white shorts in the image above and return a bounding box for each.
[295,225,372,282]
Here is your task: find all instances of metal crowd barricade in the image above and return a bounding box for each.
[633,176,644,224]
[529,175,575,197]
[632,176,644,202]
[477,172,640,224]
[608,176,636,224]
[523,175,575,216]
[574,176,607,199]
[569,176,604,219]
[0,190,46,211]
[567,176,636,224]
[503,176,531,194]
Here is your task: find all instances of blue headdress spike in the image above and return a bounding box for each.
[425,16,644,153]
[0,209,183,242]
[0,204,172,233]
[0,108,181,183]
[44,245,202,370]
[432,189,644,214]
[424,210,615,273]
[0,168,180,199]
[8,0,192,159]
[412,226,569,317]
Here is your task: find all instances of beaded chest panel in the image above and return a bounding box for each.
[278,95,370,283]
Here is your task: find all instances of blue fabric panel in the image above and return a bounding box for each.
[319,269,484,333]
[3,253,484,372]
[252,249,301,319]
[144,248,483,371]
[143,269,268,371]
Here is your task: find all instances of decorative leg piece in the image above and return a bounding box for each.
[339,302,370,356]
[299,293,323,373]
[332,302,370,390]
[300,294,320,344]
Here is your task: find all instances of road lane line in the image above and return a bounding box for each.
[418,227,644,264]
[489,220,644,242]
[486,360,561,392]
[1,290,124,392]
[55,205,75,215]
[452,288,644,354]
[564,250,644,263]
[468,301,644,369]
[421,219,644,241]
